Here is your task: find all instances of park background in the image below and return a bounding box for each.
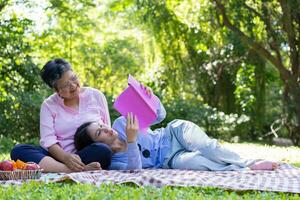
[1,0,300,147]
[1,1,300,198]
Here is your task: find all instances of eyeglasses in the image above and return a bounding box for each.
[57,75,79,92]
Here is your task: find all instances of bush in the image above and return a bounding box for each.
[159,96,250,141]
[0,89,46,142]
[0,16,49,143]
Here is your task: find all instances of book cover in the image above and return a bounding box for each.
[113,75,160,130]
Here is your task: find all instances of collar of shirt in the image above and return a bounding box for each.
[54,88,88,113]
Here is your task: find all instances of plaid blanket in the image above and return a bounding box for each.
[1,163,300,193]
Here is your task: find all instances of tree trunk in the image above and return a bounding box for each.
[212,0,300,145]
[253,56,266,135]
[285,81,300,144]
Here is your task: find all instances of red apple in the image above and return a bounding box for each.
[0,160,14,171]
[25,162,40,170]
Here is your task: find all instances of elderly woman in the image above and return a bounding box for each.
[10,58,112,172]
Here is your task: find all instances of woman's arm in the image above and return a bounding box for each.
[99,91,111,127]
[112,116,142,170]
[40,102,59,150]
[126,142,142,169]
[48,144,84,171]
[40,102,84,171]
[108,142,142,170]
[109,161,127,170]
[125,113,142,169]
[141,84,166,126]
[151,101,166,125]
[94,89,111,127]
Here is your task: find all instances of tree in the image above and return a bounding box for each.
[212,0,300,144]
[0,1,45,141]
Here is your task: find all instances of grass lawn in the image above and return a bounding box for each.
[1,142,300,199]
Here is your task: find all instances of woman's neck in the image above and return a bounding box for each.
[111,139,127,153]
[64,97,79,110]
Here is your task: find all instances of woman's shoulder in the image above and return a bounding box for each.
[113,116,126,128]
[112,116,127,140]
[42,93,59,106]
[81,87,105,97]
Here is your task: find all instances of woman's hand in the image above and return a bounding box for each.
[63,153,85,172]
[140,83,153,98]
[126,112,139,143]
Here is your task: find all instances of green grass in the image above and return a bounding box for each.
[1,181,300,200]
[1,142,300,199]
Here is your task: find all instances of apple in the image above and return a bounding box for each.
[25,162,40,170]
[0,160,14,171]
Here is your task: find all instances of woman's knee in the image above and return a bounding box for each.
[90,143,112,157]
[10,144,31,160]
[88,143,113,168]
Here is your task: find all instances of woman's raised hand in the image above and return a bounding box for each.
[63,153,85,172]
[126,112,139,143]
[140,83,153,98]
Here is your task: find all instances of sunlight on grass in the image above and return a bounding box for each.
[2,143,300,164]
[223,143,300,165]
[0,153,9,161]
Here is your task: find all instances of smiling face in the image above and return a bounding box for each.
[87,123,119,146]
[54,70,80,100]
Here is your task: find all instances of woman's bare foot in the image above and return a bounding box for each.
[84,162,101,171]
[250,161,278,170]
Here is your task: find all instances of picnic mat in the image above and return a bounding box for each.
[1,163,300,193]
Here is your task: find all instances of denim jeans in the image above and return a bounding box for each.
[162,120,254,171]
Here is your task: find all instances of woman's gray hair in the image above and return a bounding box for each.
[40,58,72,89]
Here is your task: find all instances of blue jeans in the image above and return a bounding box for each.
[10,143,113,169]
[162,120,254,171]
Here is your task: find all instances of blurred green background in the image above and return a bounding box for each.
[1,0,300,151]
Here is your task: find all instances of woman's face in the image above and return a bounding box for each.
[55,70,80,99]
[87,123,119,146]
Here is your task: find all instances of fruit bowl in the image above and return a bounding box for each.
[0,160,42,180]
[0,169,42,180]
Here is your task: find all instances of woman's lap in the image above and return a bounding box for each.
[10,144,50,164]
[10,143,112,169]
[76,142,112,169]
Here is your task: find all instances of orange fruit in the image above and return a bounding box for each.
[16,159,27,170]
[12,160,17,170]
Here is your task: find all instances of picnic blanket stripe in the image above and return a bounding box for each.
[1,163,300,193]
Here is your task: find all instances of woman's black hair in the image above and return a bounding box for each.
[40,58,72,89]
[74,122,94,151]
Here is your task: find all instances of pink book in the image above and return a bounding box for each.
[113,75,160,130]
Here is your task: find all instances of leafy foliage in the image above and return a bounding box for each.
[161,96,250,140]
[211,0,300,144]
[0,12,46,142]
[0,0,297,144]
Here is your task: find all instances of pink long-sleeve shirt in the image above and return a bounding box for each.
[39,87,111,153]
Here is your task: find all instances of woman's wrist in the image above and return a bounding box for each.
[127,138,137,143]
[48,144,68,162]
[61,152,71,163]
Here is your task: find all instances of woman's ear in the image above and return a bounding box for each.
[53,88,59,94]
[54,88,63,98]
